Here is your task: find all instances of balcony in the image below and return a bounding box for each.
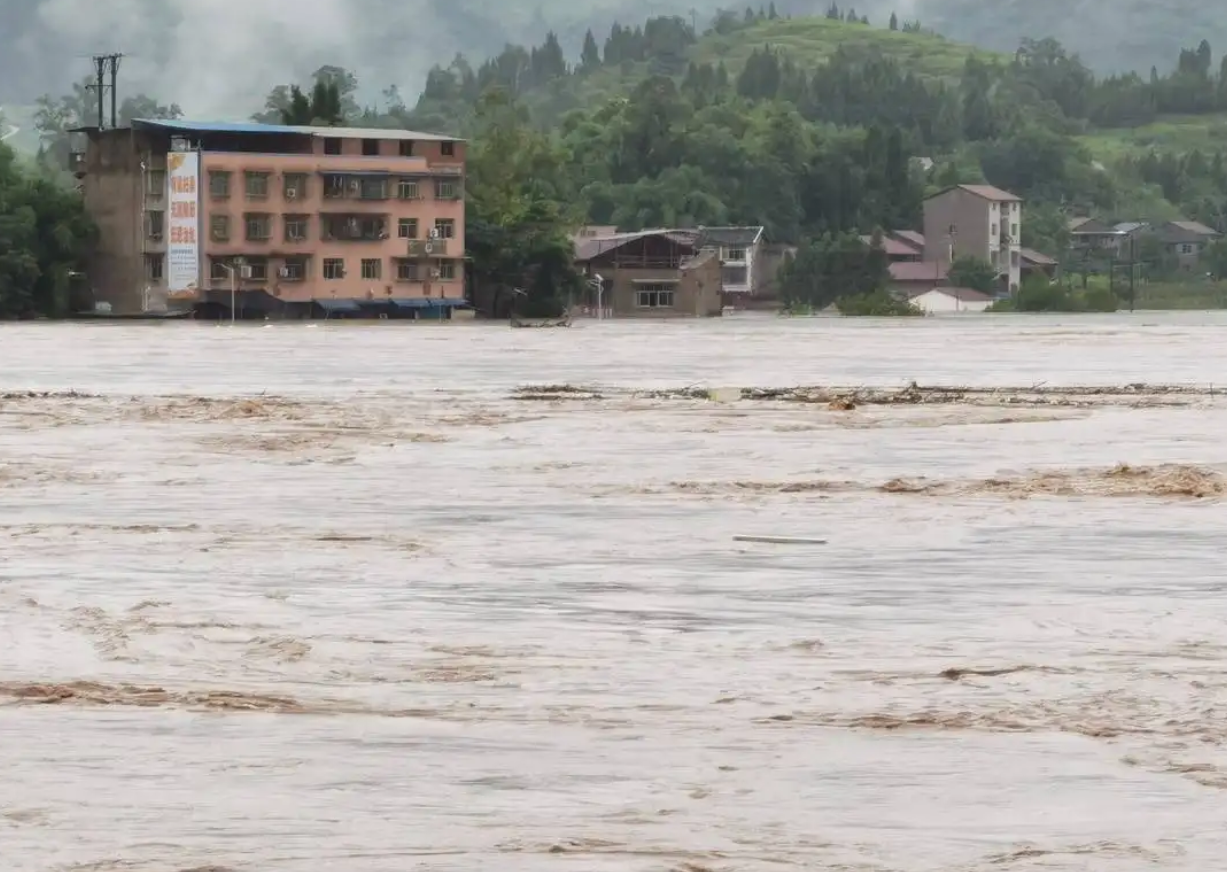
[321,215,389,242]
[321,172,391,201]
[406,238,449,257]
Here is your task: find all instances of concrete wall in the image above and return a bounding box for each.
[923,188,1021,293]
[909,290,989,313]
[604,252,722,317]
[82,128,466,313]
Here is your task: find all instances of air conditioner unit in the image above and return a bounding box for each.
[429,268,441,279]
[423,242,434,255]
[429,228,440,239]
[286,189,298,200]
[278,267,291,278]
[239,266,253,279]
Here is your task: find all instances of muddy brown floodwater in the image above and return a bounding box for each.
[3,313,1227,871]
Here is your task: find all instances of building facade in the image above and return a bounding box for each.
[72,119,467,318]
[573,231,723,317]
[922,184,1022,294]
[694,226,764,298]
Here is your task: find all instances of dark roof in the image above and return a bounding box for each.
[889,261,949,282]
[1069,218,1117,235]
[128,118,461,142]
[891,230,926,248]
[1166,220,1219,236]
[573,230,697,262]
[695,226,764,247]
[861,235,921,256]
[1155,221,1221,244]
[927,184,1021,203]
[1019,247,1057,265]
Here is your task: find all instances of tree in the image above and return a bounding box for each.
[465,89,583,317]
[889,11,898,30]
[0,142,96,318]
[580,29,601,72]
[948,256,998,294]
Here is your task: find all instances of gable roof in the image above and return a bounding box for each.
[1114,221,1148,234]
[695,226,764,247]
[573,230,697,262]
[889,260,949,282]
[891,229,926,248]
[860,235,921,256]
[1167,220,1219,236]
[1069,218,1117,235]
[1019,247,1057,265]
[927,183,1021,203]
[907,286,993,302]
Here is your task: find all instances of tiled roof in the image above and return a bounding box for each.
[573,230,696,262]
[927,184,1021,202]
[1168,220,1219,236]
[129,118,460,142]
[1019,247,1057,265]
[889,260,949,282]
[695,226,764,246]
[860,235,921,256]
[891,230,926,248]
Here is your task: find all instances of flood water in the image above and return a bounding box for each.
[3,313,1227,871]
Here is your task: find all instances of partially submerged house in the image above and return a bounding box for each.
[573,230,723,317]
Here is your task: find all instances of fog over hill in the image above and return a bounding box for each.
[0,0,1220,115]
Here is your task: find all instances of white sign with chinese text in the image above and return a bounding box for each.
[166,151,200,295]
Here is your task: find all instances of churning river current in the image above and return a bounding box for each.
[3,313,1227,871]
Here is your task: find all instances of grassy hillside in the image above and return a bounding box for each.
[1077,115,1227,162]
[693,16,1002,80]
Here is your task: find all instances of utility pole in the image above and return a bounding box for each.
[89,53,123,128]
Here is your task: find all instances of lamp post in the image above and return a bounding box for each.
[219,257,248,325]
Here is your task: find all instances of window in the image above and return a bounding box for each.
[1180,243,1195,254]
[361,258,382,280]
[397,179,419,200]
[636,283,676,308]
[210,214,229,241]
[722,266,748,286]
[323,258,345,280]
[245,213,272,241]
[283,173,308,200]
[1010,249,1020,266]
[359,178,389,199]
[435,179,459,200]
[398,218,419,239]
[324,138,342,155]
[284,215,309,241]
[210,259,230,282]
[441,141,455,157]
[399,140,415,157]
[209,171,231,199]
[245,171,269,199]
[146,210,165,240]
[244,259,269,281]
[395,259,419,282]
[1011,222,1018,238]
[723,247,746,262]
[434,219,455,239]
[437,260,456,280]
[281,257,308,281]
[991,223,998,237]
[322,215,386,240]
[145,254,164,281]
[147,169,166,199]
[362,139,380,156]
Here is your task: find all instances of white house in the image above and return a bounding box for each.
[695,226,765,297]
[906,286,993,314]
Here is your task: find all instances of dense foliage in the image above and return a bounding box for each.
[0,143,96,318]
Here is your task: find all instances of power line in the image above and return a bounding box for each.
[88,53,123,129]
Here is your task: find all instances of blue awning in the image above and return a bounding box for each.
[313,298,361,312]
[436,298,471,308]
[390,298,432,309]
[391,298,472,309]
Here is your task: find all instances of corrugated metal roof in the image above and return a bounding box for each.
[696,226,764,246]
[1168,219,1219,236]
[574,230,696,262]
[133,118,462,142]
[860,235,921,256]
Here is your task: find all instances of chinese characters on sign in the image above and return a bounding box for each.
[166,151,201,295]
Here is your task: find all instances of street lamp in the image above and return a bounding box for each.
[589,273,605,319]
[217,257,249,325]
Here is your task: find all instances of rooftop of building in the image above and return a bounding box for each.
[927,183,1021,203]
[73,118,463,142]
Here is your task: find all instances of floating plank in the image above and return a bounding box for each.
[733,535,827,545]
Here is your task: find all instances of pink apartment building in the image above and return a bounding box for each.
[71,118,467,319]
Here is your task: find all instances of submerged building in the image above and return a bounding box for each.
[70,119,469,319]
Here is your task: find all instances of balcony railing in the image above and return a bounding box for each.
[321,217,389,241]
[406,238,449,257]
